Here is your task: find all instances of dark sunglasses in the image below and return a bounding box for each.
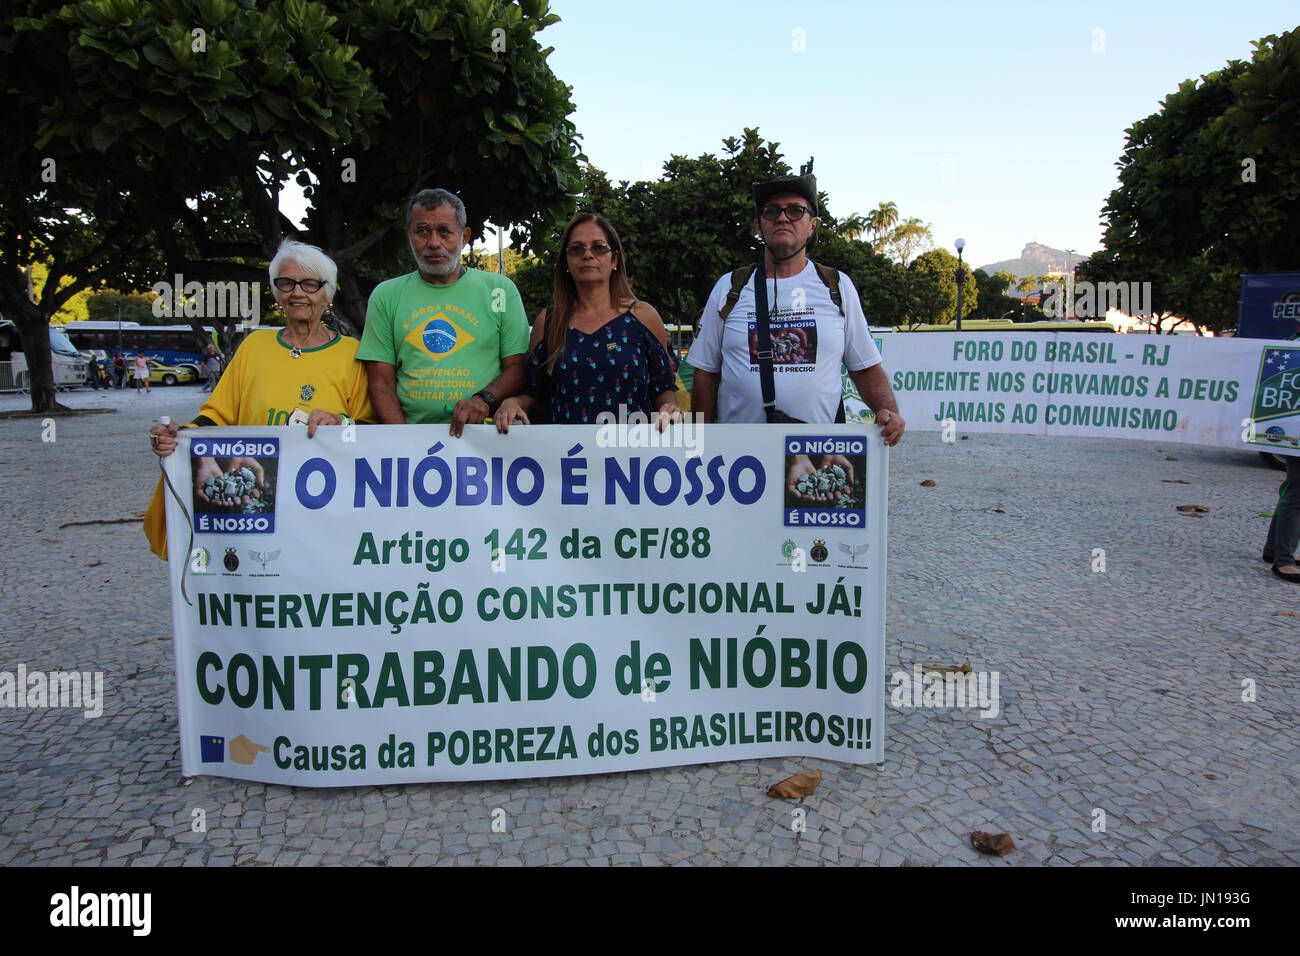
[273,277,326,293]
[759,204,814,222]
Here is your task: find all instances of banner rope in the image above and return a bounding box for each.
[160,454,196,607]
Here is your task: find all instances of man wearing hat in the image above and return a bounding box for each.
[687,169,904,445]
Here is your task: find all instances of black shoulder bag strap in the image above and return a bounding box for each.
[752,259,780,424]
[755,260,846,424]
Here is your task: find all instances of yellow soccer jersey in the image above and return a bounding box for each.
[144,329,373,559]
[194,328,374,427]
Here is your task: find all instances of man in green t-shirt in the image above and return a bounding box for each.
[359,188,529,435]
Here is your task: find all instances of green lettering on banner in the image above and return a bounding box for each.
[264,656,294,710]
[299,655,330,710]
[1254,365,1300,422]
[168,424,887,785]
[450,650,485,704]
[372,653,410,708]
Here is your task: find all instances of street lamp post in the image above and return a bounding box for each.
[1065,249,1076,320]
[954,238,966,331]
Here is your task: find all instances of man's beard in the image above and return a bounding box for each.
[411,239,463,279]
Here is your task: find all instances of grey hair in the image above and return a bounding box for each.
[269,238,338,298]
[407,188,467,231]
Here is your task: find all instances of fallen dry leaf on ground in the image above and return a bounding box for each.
[1175,505,1210,512]
[767,769,822,798]
[920,479,936,487]
[970,831,1015,856]
[1162,479,1190,484]
[924,662,972,675]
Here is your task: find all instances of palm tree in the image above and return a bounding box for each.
[867,201,899,246]
[839,213,867,242]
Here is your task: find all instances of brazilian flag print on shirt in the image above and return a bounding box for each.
[358,268,529,424]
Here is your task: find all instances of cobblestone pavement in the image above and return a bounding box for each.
[1,384,1297,866]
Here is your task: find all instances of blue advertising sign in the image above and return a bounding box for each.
[1237,273,1300,340]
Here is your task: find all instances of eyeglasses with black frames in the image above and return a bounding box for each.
[759,204,814,222]
[273,277,326,293]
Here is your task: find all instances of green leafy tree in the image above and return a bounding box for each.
[880,216,933,265]
[968,268,1025,322]
[556,131,927,330]
[1098,28,1300,334]
[810,227,910,327]
[1,0,581,411]
[909,248,978,324]
[563,130,789,326]
[86,291,163,326]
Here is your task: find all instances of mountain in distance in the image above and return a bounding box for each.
[976,243,1090,282]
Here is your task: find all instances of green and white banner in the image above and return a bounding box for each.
[843,333,1300,456]
[163,425,887,785]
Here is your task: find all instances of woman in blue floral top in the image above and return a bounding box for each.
[495,213,682,429]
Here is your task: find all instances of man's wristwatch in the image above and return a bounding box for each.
[474,389,499,415]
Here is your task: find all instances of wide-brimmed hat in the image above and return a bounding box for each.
[753,173,818,215]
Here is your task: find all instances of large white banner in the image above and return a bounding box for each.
[842,333,1300,457]
[163,424,887,785]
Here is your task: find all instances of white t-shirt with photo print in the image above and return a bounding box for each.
[687,260,881,423]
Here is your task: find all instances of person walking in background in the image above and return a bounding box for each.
[132,351,150,394]
[112,351,126,388]
[200,344,222,392]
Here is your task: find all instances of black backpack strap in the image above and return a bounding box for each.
[718,265,757,322]
[812,261,847,420]
[753,259,780,424]
[812,261,844,315]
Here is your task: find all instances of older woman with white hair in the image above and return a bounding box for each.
[143,238,374,558]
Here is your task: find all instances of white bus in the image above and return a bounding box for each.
[61,321,213,378]
[0,319,87,391]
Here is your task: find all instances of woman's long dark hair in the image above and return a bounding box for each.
[544,213,635,374]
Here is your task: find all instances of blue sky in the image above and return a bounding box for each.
[539,0,1299,269]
